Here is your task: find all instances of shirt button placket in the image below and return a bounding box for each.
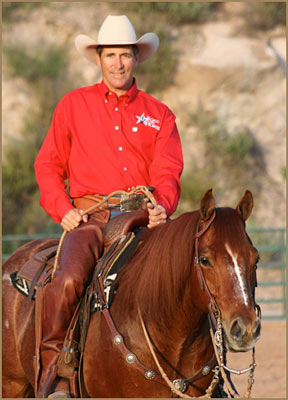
[114,103,121,133]
[114,104,126,174]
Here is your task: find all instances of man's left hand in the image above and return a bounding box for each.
[146,202,167,229]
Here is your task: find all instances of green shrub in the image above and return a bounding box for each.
[3,44,68,83]
[2,2,47,22]
[177,171,216,215]
[3,43,71,234]
[244,2,286,30]
[135,26,177,93]
[177,105,265,214]
[225,131,254,161]
[190,105,256,165]
[117,2,218,24]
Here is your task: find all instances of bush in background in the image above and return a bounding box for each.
[244,2,286,30]
[3,43,71,234]
[117,2,219,24]
[176,104,266,214]
[2,2,47,22]
[135,26,177,93]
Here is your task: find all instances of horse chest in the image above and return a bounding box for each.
[83,311,213,398]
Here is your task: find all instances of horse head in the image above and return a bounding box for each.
[195,189,261,352]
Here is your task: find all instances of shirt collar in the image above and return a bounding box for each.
[99,78,138,104]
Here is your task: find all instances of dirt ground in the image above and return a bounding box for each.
[227,321,286,399]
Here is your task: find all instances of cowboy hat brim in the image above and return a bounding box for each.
[75,32,159,64]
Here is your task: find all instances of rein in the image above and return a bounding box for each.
[51,186,157,279]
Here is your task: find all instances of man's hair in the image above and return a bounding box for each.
[96,45,139,59]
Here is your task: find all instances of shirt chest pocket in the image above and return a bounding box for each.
[129,123,158,152]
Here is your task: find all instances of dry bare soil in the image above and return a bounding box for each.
[227,321,286,398]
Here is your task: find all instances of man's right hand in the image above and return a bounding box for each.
[60,208,88,231]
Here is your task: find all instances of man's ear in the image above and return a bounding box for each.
[134,53,140,68]
[95,51,101,68]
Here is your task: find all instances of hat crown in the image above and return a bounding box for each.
[98,15,137,43]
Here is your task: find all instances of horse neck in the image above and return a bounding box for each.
[116,211,204,333]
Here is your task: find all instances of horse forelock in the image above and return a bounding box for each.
[213,207,250,247]
[117,211,199,327]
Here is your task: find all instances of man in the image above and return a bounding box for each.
[34,15,183,397]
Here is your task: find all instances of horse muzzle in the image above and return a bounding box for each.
[223,316,261,352]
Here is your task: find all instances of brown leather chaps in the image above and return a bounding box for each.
[37,211,108,397]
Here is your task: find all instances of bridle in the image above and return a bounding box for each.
[139,210,260,398]
[191,210,260,398]
[194,211,220,327]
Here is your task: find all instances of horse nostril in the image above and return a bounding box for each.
[230,318,245,341]
[254,319,261,339]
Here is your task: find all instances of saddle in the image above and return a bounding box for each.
[10,209,149,397]
[12,208,149,297]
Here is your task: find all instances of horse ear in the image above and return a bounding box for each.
[200,189,215,221]
[236,190,253,221]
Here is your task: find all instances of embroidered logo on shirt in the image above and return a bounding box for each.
[135,113,160,131]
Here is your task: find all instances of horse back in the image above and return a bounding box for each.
[2,238,59,397]
[3,238,59,274]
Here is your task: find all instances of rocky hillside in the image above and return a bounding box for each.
[2,2,286,228]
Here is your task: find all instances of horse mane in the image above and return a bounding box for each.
[117,206,250,328]
[117,210,200,326]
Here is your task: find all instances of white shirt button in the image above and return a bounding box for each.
[118,146,123,151]
[105,100,108,103]
[124,167,128,171]
[114,107,118,111]
[115,126,119,130]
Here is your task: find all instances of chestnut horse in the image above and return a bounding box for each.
[2,189,261,398]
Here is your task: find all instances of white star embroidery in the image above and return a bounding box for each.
[136,113,147,125]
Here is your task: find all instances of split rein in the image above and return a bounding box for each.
[139,211,258,398]
[51,186,157,279]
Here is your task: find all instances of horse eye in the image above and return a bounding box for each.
[200,257,211,267]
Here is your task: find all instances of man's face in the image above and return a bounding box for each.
[96,46,139,94]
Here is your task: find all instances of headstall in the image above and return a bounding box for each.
[193,211,259,398]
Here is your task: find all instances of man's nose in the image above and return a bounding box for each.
[115,56,124,69]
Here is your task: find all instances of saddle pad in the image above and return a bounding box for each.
[91,229,144,310]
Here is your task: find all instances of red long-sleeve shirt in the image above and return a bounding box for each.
[34,79,183,222]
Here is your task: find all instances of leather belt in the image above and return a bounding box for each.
[73,194,121,212]
[73,193,146,214]
[83,194,121,206]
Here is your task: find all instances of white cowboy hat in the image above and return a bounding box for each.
[75,15,159,64]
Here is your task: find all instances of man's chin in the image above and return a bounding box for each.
[107,77,133,91]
